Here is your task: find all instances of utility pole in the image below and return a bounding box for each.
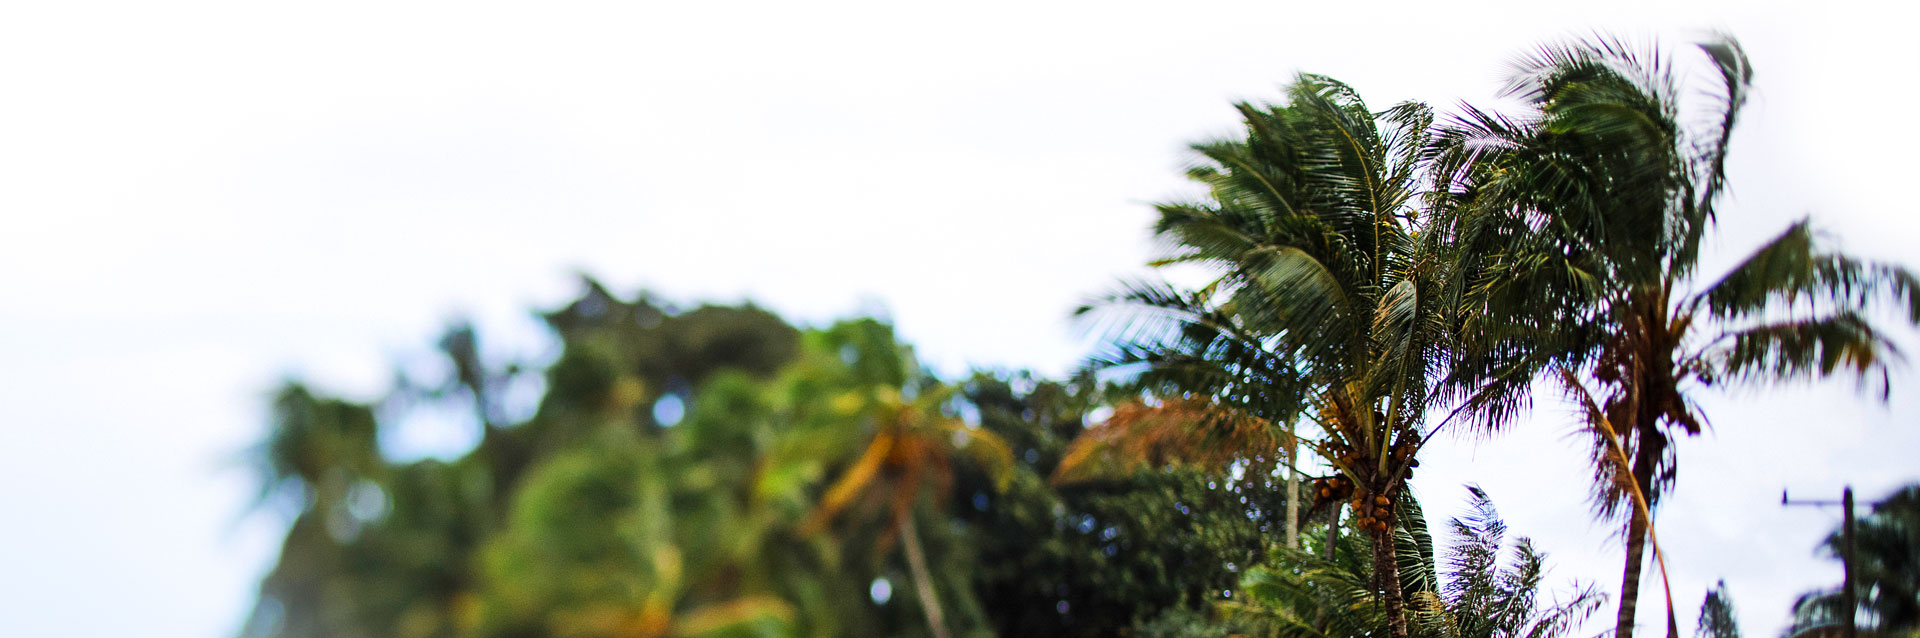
[1843,488,1857,638]
[1782,486,1858,638]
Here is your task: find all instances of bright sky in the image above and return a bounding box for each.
[1,2,1914,637]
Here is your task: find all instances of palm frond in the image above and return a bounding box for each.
[1075,279,1218,354]
[1445,486,1507,617]
[1396,493,1441,597]
[1228,543,1387,638]
[1695,219,1920,324]
[1051,398,1281,484]
[1682,34,1752,254]
[1518,581,1606,638]
[1705,311,1898,396]
[1233,244,1359,355]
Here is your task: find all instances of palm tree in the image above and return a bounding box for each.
[1434,487,1607,638]
[243,385,393,638]
[1225,486,1605,638]
[1079,73,1446,638]
[1427,35,1920,638]
[1697,580,1740,638]
[800,382,1013,638]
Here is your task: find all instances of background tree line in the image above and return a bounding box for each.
[244,279,1296,638]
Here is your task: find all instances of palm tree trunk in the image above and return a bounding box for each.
[1372,525,1409,638]
[1326,509,1339,561]
[1615,433,1661,638]
[1285,422,1300,549]
[1314,508,1336,634]
[899,516,951,638]
[1617,503,1650,638]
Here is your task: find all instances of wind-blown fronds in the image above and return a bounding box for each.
[1431,32,1916,638]
[1442,486,1605,638]
[1235,565,1382,637]
[1697,220,1920,323]
[1226,542,1383,638]
[1705,312,1895,394]
[1076,71,1448,638]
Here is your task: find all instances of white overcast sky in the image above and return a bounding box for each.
[1,2,1914,637]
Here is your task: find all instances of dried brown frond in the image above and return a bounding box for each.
[1051,397,1280,484]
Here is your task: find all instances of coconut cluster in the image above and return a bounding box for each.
[1308,438,1421,535]
[1310,474,1353,509]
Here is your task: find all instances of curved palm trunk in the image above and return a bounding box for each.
[1371,525,1409,638]
[899,516,951,638]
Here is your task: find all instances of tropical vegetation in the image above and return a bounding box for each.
[1074,72,1446,638]
[240,31,1915,638]
[1223,486,1604,638]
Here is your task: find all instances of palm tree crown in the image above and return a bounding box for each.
[1080,73,1449,638]
[1428,34,1920,638]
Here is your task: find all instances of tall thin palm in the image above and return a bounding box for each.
[800,384,1013,638]
[1081,73,1446,638]
[1429,35,1920,638]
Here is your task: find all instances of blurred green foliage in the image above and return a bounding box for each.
[243,279,1282,638]
[954,372,1292,635]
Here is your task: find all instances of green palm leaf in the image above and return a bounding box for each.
[1706,312,1897,395]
